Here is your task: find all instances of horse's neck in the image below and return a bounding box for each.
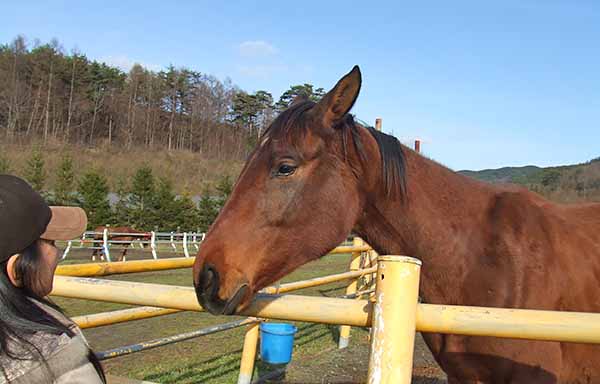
[355,147,496,302]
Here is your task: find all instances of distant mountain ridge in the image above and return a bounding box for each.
[459,165,543,184]
[458,157,600,203]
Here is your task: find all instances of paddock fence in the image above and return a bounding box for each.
[51,241,600,383]
[53,239,377,384]
[61,228,205,261]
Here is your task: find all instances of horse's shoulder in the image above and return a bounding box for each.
[489,189,551,221]
[557,202,600,228]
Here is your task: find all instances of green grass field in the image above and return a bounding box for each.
[51,252,373,383]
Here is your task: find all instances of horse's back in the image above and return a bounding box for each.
[482,191,600,382]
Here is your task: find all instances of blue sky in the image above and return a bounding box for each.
[3,1,599,171]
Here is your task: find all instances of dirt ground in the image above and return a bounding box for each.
[274,333,446,384]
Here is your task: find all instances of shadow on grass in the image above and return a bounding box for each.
[141,346,245,383]
[137,323,335,383]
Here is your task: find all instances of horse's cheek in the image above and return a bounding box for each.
[258,179,302,226]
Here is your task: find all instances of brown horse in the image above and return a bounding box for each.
[193,66,600,383]
[92,226,151,262]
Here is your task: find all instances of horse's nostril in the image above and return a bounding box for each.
[202,268,214,289]
[200,265,220,297]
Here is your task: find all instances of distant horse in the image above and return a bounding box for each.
[193,66,600,383]
[92,226,151,262]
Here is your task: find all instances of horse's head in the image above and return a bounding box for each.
[193,66,375,315]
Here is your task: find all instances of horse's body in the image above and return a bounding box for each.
[193,67,600,383]
[92,226,150,262]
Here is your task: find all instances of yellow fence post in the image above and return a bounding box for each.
[238,321,260,384]
[338,237,364,349]
[367,255,421,384]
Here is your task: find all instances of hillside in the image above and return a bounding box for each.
[0,143,244,195]
[460,157,600,203]
[459,166,542,184]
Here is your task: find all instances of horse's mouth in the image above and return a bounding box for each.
[195,266,251,315]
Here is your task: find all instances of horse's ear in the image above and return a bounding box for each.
[312,66,361,128]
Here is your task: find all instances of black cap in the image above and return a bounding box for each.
[0,175,87,263]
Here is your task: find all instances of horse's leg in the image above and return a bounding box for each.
[122,246,128,262]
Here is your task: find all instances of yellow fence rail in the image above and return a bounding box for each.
[51,274,600,344]
[56,244,372,277]
[67,266,376,329]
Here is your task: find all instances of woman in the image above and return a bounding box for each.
[0,175,105,383]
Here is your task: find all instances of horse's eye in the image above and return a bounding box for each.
[276,164,296,177]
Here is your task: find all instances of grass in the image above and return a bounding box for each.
[51,251,370,383]
[1,143,243,195]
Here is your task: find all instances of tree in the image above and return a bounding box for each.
[540,169,561,189]
[0,35,256,159]
[215,175,233,209]
[77,170,112,229]
[152,177,179,229]
[231,90,274,148]
[275,83,325,113]
[112,177,131,226]
[176,191,200,232]
[24,147,46,193]
[128,165,155,229]
[197,186,218,233]
[54,153,75,205]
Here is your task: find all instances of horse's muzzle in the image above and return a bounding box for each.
[194,263,249,315]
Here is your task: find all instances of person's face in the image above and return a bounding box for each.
[36,239,59,296]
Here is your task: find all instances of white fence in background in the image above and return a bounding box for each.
[62,229,205,262]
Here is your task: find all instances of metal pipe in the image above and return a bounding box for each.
[72,306,180,329]
[56,257,194,277]
[238,322,261,384]
[68,267,376,328]
[328,245,371,254]
[56,245,373,277]
[96,318,256,360]
[51,276,372,326]
[415,304,600,343]
[51,275,600,344]
[339,236,365,349]
[262,266,377,294]
[368,256,421,384]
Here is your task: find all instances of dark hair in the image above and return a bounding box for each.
[0,241,106,383]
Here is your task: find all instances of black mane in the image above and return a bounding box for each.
[262,101,407,200]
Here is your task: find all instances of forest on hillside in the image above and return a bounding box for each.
[460,157,600,203]
[1,34,598,232]
[0,35,325,157]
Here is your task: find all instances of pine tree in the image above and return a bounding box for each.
[176,191,200,232]
[54,153,75,205]
[215,174,233,209]
[197,186,218,232]
[24,147,46,193]
[112,177,131,226]
[128,165,156,229]
[77,170,112,229]
[153,177,178,229]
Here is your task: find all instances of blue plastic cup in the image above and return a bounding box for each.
[259,322,298,364]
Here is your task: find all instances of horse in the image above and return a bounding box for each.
[192,66,600,383]
[92,226,151,262]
